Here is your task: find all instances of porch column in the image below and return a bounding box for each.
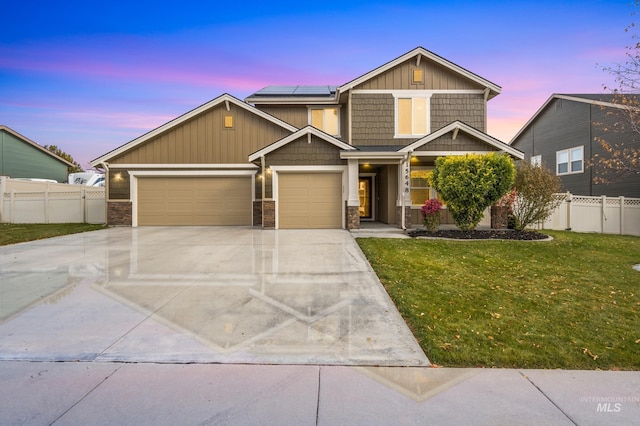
[347,159,360,230]
[397,158,411,229]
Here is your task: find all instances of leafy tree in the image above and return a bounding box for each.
[594,3,640,183]
[430,153,515,231]
[44,145,83,174]
[511,161,562,231]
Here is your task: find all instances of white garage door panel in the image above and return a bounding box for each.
[279,173,342,229]
[138,177,252,226]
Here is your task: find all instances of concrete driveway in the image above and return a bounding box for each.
[0,227,428,366]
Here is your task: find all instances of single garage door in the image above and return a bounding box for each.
[278,172,342,229]
[137,176,252,226]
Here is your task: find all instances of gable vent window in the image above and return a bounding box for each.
[224,115,234,129]
[396,96,430,137]
[412,69,423,84]
[309,107,340,136]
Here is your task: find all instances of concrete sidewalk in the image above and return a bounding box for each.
[1,361,638,425]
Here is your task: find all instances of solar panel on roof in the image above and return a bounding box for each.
[250,85,337,97]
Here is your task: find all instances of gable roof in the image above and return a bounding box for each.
[509,93,640,144]
[399,121,524,159]
[245,47,501,104]
[0,125,75,167]
[248,125,356,162]
[90,94,298,166]
[338,47,501,99]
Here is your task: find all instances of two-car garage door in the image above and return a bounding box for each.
[137,176,252,226]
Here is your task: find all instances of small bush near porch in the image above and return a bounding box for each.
[357,231,640,370]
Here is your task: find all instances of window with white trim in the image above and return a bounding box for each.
[396,97,429,137]
[410,168,438,206]
[556,146,583,175]
[310,107,340,136]
[531,155,542,167]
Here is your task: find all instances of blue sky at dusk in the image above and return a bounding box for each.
[0,1,634,169]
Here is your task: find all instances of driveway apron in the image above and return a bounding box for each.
[0,227,428,366]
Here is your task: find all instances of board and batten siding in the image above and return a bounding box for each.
[353,59,485,91]
[109,103,292,165]
[254,105,308,129]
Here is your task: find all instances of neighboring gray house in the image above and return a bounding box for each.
[91,47,523,229]
[510,94,640,198]
[0,125,74,182]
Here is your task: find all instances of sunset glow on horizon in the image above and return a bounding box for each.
[0,1,633,168]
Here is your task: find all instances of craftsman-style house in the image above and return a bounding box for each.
[91,47,523,229]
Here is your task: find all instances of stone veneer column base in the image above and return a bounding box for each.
[262,200,275,229]
[107,201,132,226]
[396,205,413,229]
[347,205,360,230]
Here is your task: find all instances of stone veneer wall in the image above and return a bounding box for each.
[262,200,275,229]
[347,205,360,230]
[107,201,132,226]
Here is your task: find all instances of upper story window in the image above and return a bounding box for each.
[556,146,583,175]
[309,107,340,136]
[396,96,430,137]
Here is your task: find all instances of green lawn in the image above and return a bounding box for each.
[0,223,108,246]
[357,231,640,370]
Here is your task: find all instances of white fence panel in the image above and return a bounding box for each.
[0,176,105,224]
[542,193,640,236]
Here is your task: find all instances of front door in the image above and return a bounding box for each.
[358,176,373,220]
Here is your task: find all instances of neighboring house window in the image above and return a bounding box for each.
[310,107,340,136]
[410,168,437,206]
[531,155,542,167]
[556,146,583,175]
[396,97,429,137]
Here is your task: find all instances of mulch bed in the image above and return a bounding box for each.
[407,229,550,240]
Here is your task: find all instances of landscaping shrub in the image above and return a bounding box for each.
[511,161,562,230]
[430,153,516,231]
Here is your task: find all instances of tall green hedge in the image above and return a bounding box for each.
[430,153,515,231]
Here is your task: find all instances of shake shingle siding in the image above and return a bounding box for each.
[265,135,345,166]
[351,94,397,146]
[431,93,485,132]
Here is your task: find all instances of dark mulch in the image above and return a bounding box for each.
[407,229,550,240]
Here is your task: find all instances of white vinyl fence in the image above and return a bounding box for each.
[539,192,640,236]
[0,176,105,224]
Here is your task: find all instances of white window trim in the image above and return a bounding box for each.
[394,94,432,138]
[556,146,584,175]
[308,105,341,137]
